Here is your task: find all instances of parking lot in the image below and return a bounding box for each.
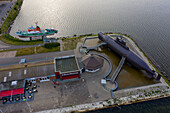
[0,59,112,113]
[0,79,92,113]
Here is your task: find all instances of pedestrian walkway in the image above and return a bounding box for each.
[111,56,126,83]
[85,42,107,53]
[58,40,63,51]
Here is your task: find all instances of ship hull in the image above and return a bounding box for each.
[16,29,58,38]
[18,35,43,38]
[17,33,55,38]
[98,32,154,78]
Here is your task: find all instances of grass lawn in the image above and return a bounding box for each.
[0,34,43,45]
[16,47,35,56]
[16,46,60,56]
[62,35,98,51]
[36,46,60,54]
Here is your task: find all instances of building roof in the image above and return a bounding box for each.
[0,79,25,92]
[0,64,55,83]
[81,54,104,70]
[55,55,79,73]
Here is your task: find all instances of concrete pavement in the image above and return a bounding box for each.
[58,40,63,51]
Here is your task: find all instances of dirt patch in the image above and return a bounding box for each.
[62,38,84,51]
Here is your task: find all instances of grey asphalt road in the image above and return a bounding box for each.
[0,50,74,66]
[0,0,16,27]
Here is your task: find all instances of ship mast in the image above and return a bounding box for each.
[35,22,38,27]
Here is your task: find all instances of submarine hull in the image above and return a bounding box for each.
[98,32,154,78]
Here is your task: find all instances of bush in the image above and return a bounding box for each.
[73,34,77,37]
[1,34,42,42]
[44,42,60,49]
[14,7,17,10]
[0,34,43,45]
[1,17,4,21]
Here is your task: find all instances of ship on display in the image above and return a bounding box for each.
[15,22,58,40]
[98,32,160,79]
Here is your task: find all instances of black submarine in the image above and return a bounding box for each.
[98,32,159,79]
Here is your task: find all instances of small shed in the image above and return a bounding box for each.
[81,54,104,72]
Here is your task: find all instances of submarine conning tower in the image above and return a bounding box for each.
[98,32,156,78]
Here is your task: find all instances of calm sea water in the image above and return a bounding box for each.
[10,0,170,76]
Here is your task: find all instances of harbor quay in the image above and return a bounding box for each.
[0,0,169,112]
[0,34,169,113]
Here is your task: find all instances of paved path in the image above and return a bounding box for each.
[58,40,63,51]
[85,42,107,52]
[0,43,9,48]
[111,56,126,83]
